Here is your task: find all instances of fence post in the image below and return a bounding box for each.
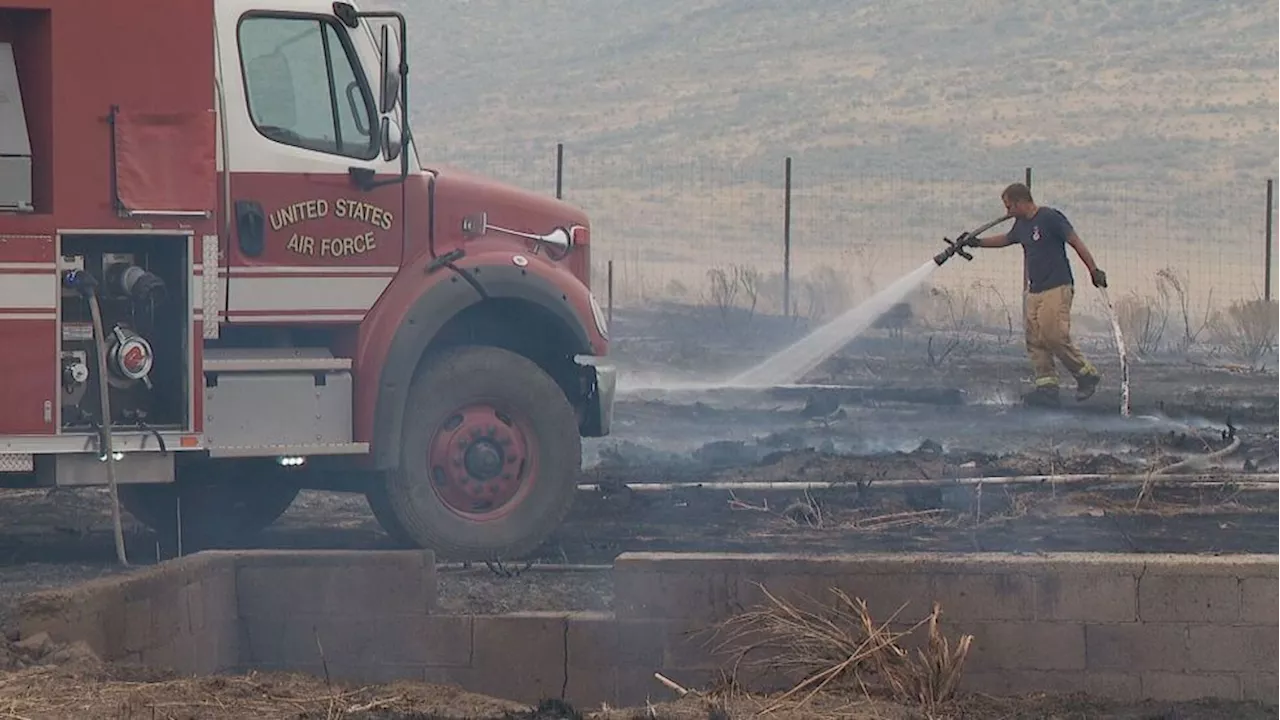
[783,156,792,317]
[607,259,614,326]
[555,142,564,199]
[1266,178,1274,302]
[1021,167,1031,319]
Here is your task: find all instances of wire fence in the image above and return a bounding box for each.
[452,143,1277,356]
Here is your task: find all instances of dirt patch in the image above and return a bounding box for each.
[0,659,1271,719]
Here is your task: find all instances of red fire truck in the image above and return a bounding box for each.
[0,0,616,561]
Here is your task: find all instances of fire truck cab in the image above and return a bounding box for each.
[0,0,616,561]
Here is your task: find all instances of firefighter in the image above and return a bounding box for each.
[966,183,1108,408]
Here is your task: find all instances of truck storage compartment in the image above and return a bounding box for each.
[0,8,50,213]
[0,41,31,211]
[202,347,365,459]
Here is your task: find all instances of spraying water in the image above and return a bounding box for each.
[1097,287,1132,417]
[729,260,940,387]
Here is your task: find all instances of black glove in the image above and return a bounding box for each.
[1091,268,1108,288]
[958,232,981,248]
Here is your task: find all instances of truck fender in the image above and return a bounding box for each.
[370,259,597,470]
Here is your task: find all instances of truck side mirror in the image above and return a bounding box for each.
[381,116,402,162]
[378,24,400,114]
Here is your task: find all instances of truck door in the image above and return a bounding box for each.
[215,2,404,324]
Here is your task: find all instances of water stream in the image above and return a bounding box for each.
[728,260,940,387]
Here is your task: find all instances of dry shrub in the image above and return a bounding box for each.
[1211,298,1278,369]
[706,267,740,323]
[793,267,851,322]
[1155,267,1215,353]
[705,584,973,715]
[1114,290,1169,356]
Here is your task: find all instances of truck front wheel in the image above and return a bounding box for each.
[367,345,581,560]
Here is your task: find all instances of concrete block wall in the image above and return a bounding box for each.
[234,549,438,682]
[15,552,238,674]
[14,550,1278,709]
[612,552,1280,705]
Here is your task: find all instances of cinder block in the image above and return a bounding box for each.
[122,597,152,654]
[1185,625,1278,673]
[149,584,186,646]
[140,637,182,671]
[202,567,237,629]
[205,615,240,673]
[1141,672,1241,701]
[662,622,721,670]
[96,598,129,661]
[960,621,1086,671]
[829,573,934,622]
[240,613,436,667]
[1034,571,1137,622]
[234,550,435,618]
[184,581,205,633]
[421,615,473,667]
[564,618,619,711]
[962,670,1141,700]
[929,573,1034,621]
[565,612,617,675]
[1085,623,1187,671]
[469,613,567,704]
[615,570,741,622]
[1240,578,1279,625]
[1241,674,1279,705]
[565,666,616,710]
[1140,574,1238,623]
[615,618,669,669]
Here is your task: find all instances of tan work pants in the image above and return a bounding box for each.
[1024,284,1098,388]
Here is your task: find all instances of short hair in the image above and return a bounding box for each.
[1002,183,1033,204]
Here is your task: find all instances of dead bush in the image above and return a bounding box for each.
[918,285,983,367]
[705,584,973,715]
[1212,297,1278,369]
[794,267,851,323]
[1114,290,1169,356]
[705,267,739,325]
[1155,267,1216,353]
[732,265,762,322]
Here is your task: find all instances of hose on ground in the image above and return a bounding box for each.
[1154,434,1242,476]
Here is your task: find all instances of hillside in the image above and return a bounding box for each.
[361,0,1277,310]
[368,0,1277,185]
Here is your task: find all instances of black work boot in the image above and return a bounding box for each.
[1022,385,1062,408]
[1075,373,1101,401]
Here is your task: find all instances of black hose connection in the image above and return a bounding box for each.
[62,269,130,567]
[933,214,1013,267]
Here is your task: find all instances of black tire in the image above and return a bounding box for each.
[370,345,581,561]
[119,461,301,550]
[364,476,418,548]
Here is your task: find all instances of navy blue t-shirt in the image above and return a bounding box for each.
[1008,206,1075,293]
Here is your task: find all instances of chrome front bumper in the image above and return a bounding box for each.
[579,359,617,438]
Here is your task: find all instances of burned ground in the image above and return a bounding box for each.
[0,301,1276,717]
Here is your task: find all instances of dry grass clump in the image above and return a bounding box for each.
[704,584,972,715]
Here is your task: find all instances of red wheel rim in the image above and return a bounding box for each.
[427,402,538,520]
